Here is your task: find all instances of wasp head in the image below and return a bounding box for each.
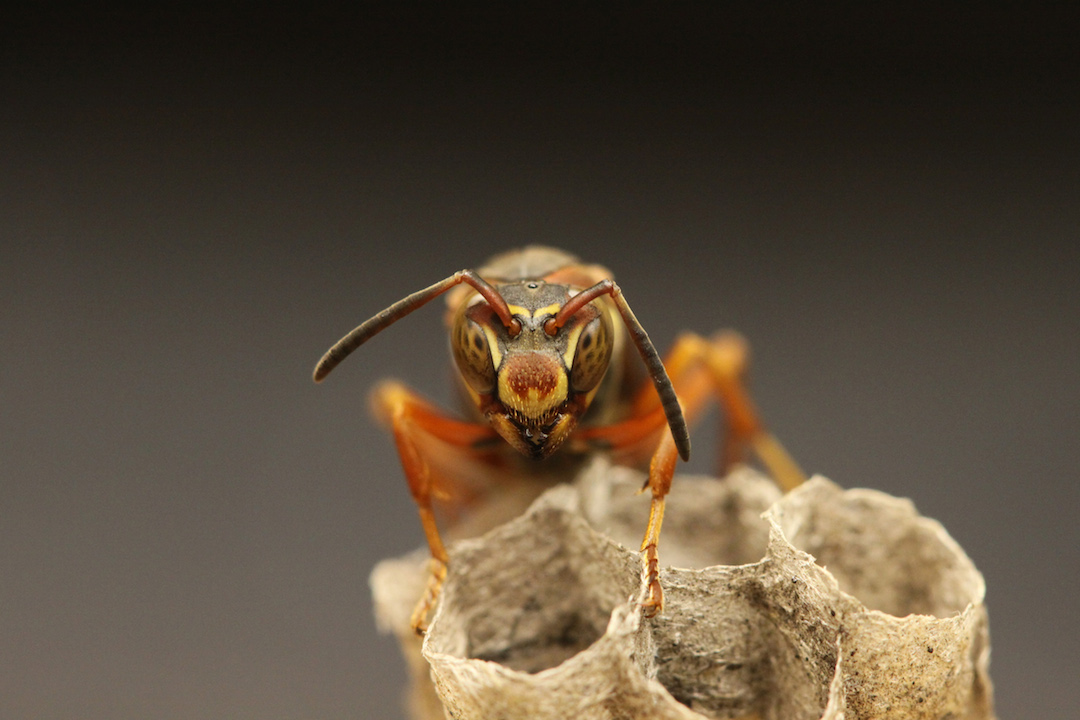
[451,280,613,459]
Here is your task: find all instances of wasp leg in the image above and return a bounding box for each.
[624,331,806,491]
[371,381,501,634]
[580,332,805,617]
[698,331,805,492]
[577,394,684,615]
[639,429,679,616]
[577,403,682,615]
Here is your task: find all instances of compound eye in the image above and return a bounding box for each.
[570,315,612,393]
[452,315,496,394]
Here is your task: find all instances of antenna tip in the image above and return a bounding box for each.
[677,436,691,462]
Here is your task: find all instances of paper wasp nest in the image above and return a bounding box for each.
[372,458,994,720]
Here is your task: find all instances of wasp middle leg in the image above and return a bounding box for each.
[655,330,806,492]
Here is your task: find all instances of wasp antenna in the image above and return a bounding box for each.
[313,270,518,383]
[563,280,691,461]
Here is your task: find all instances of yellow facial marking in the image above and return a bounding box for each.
[481,324,502,369]
[560,322,586,369]
[506,303,563,319]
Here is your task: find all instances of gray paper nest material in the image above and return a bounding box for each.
[372,459,994,720]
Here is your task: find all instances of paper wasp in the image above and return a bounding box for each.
[315,246,804,632]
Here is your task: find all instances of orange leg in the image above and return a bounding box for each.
[623,331,806,491]
[371,380,501,633]
[696,331,806,491]
[581,331,805,616]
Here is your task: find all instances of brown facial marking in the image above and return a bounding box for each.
[504,353,560,399]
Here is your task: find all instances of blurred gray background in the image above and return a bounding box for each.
[2,6,1077,719]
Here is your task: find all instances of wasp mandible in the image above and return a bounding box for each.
[315,246,805,632]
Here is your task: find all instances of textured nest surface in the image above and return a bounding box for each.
[372,458,994,720]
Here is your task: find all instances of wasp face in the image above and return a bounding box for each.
[451,281,613,459]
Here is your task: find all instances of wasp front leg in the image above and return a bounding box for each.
[581,331,806,617]
[370,380,501,634]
